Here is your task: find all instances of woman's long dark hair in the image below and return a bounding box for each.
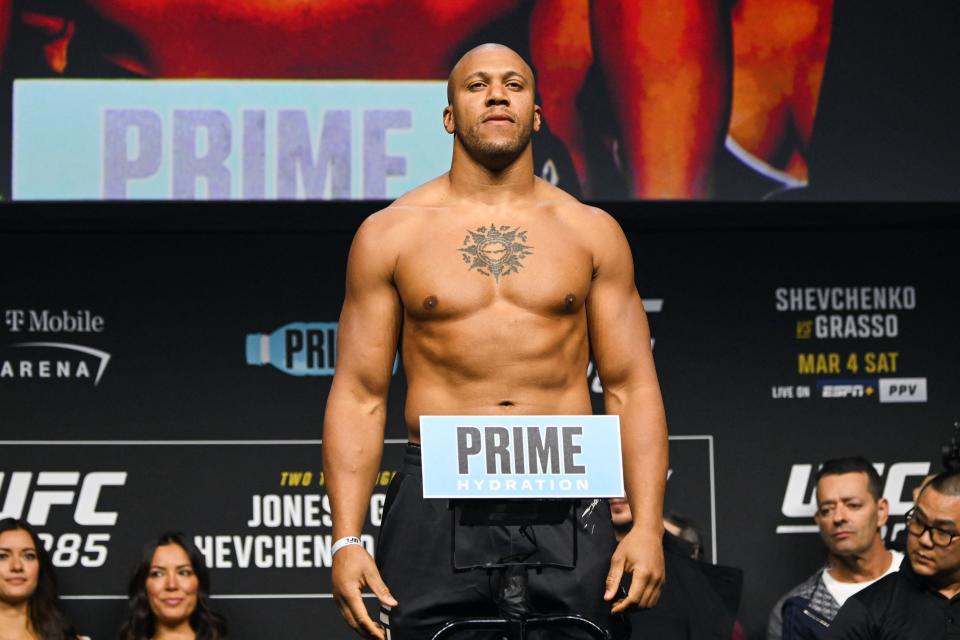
[119,532,227,640]
[0,518,76,640]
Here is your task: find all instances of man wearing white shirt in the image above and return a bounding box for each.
[767,457,903,640]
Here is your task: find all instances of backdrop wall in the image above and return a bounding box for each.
[0,203,956,639]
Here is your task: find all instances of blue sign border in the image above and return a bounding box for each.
[419,415,623,499]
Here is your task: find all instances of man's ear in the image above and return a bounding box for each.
[876,497,890,528]
[443,105,455,134]
[533,104,542,133]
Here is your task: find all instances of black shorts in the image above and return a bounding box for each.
[376,444,619,639]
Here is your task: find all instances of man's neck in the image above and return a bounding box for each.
[447,144,537,206]
[827,538,893,583]
[922,566,960,600]
[937,582,960,600]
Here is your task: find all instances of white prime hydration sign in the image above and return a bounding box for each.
[419,415,623,499]
[13,79,450,200]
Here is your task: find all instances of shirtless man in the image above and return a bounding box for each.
[323,44,668,639]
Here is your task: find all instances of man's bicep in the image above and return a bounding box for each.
[334,220,403,397]
[586,217,655,390]
[588,282,653,389]
[336,293,402,397]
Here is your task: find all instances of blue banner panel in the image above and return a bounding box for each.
[420,415,623,499]
[13,80,451,201]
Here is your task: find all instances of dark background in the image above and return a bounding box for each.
[1,202,956,638]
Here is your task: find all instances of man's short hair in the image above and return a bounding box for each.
[815,456,883,501]
[925,469,960,497]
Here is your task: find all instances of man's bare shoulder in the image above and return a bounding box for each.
[391,174,452,208]
[533,178,625,246]
[356,175,450,240]
[349,177,453,278]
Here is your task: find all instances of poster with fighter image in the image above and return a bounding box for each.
[2,0,958,201]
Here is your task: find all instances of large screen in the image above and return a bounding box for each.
[1,0,957,201]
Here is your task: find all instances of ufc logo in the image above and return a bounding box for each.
[0,471,127,526]
[781,462,931,518]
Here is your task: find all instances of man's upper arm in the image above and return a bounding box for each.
[332,214,403,404]
[767,594,786,640]
[584,210,657,398]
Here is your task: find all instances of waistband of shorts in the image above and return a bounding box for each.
[402,442,421,476]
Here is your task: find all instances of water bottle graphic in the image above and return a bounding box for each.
[246,322,399,376]
[246,322,337,376]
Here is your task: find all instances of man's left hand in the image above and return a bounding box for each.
[603,528,664,612]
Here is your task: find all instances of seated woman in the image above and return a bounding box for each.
[0,518,78,640]
[119,532,227,640]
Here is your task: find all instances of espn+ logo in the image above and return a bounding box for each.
[817,378,928,402]
[777,461,930,541]
[0,471,127,568]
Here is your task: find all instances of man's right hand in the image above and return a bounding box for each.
[332,544,398,639]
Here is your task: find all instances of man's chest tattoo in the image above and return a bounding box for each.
[459,223,533,282]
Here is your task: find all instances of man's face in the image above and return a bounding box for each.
[444,45,541,168]
[814,472,888,557]
[908,488,960,583]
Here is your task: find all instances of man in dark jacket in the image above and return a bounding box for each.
[767,458,903,640]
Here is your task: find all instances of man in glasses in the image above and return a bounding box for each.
[826,469,960,639]
[768,457,903,640]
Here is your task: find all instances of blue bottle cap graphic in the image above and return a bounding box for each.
[245,333,268,366]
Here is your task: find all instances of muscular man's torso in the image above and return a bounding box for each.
[376,177,601,438]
